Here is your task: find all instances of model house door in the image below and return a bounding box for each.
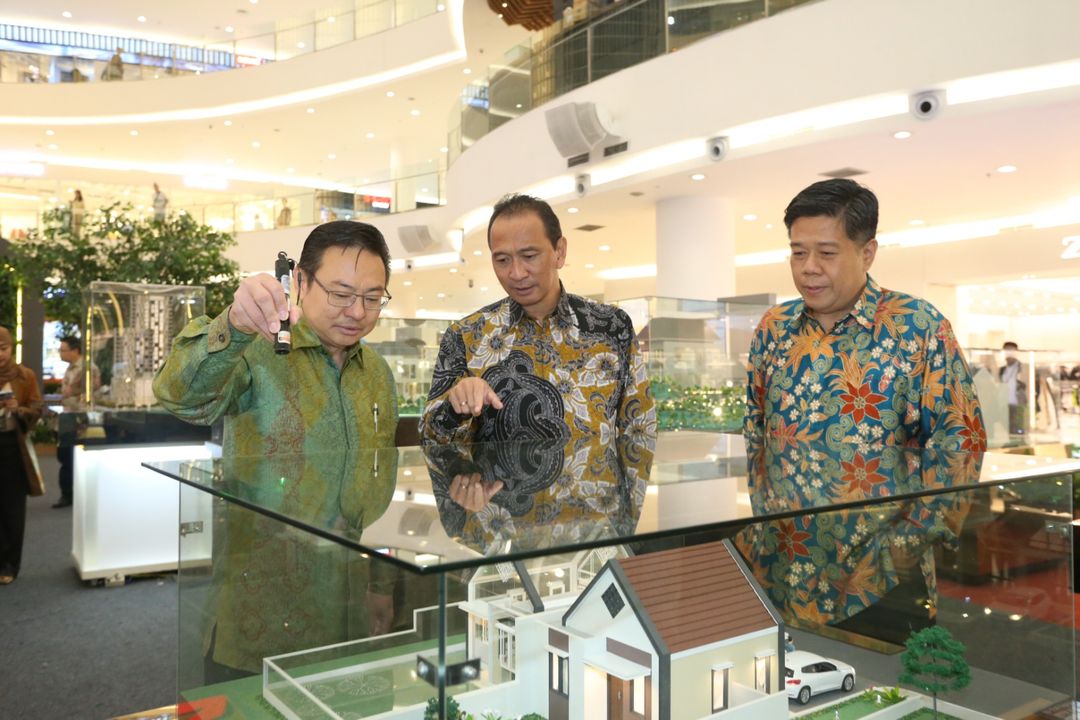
[608,675,649,720]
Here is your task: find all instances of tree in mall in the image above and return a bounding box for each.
[6,202,239,336]
[898,625,971,720]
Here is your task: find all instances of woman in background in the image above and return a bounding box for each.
[0,327,43,585]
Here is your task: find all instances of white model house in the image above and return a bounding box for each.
[547,539,786,720]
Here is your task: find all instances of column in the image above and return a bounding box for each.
[654,196,736,301]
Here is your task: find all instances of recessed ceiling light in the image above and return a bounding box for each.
[497,13,503,18]
[893,130,911,140]
[909,219,925,226]
[421,188,429,193]
[62,11,72,18]
[567,207,579,214]
[463,68,472,75]
[129,129,139,136]
[225,25,234,33]
[45,129,55,136]
[327,153,336,160]
[365,132,375,139]
[996,164,1018,173]
[599,245,611,252]
[410,109,421,117]
[297,41,306,49]
[250,0,259,4]
[473,250,482,256]
[437,292,446,298]
[327,15,336,23]
[49,196,58,203]
[403,280,413,286]
[742,214,757,221]
[137,16,146,23]
[765,223,773,230]
[223,119,233,126]
[480,286,489,292]
[306,107,315,114]
[516,103,523,109]
[691,173,705,181]
[584,263,595,269]
[437,3,446,10]
[449,268,457,274]
[123,189,131,196]
[386,90,395,98]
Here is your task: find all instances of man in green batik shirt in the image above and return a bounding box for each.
[154,220,399,455]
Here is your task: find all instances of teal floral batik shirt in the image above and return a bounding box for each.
[743,276,986,456]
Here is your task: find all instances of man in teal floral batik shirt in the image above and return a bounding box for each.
[743,178,986,455]
[739,179,986,638]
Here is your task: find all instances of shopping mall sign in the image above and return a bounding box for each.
[1063,236,1080,260]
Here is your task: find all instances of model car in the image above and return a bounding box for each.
[784,650,856,704]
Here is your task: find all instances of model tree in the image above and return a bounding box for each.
[898,625,971,720]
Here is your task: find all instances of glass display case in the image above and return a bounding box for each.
[363,317,452,417]
[84,280,205,409]
[145,434,1080,720]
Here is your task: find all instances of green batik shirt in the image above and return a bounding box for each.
[153,307,398,456]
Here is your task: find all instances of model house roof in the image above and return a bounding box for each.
[614,540,779,655]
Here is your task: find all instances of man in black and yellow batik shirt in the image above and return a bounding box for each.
[419,194,656,450]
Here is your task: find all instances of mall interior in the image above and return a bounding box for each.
[1,0,1080,719]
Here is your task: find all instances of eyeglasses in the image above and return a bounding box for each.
[309,273,391,311]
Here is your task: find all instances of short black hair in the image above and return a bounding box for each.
[297,220,391,284]
[1003,341,1019,350]
[783,179,878,245]
[60,335,82,354]
[487,194,562,249]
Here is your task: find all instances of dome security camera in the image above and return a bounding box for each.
[706,136,728,161]
[910,90,944,121]
[575,174,591,198]
[405,259,414,271]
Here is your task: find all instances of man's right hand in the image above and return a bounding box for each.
[228,273,301,343]
[447,377,504,417]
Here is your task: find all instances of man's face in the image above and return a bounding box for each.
[789,215,877,328]
[59,342,77,363]
[489,211,566,317]
[298,247,387,355]
[0,339,11,367]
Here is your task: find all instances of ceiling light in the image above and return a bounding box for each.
[366,132,375,139]
[667,15,675,25]
[691,173,705,181]
[598,245,611,252]
[515,103,523,109]
[947,58,1080,105]
[421,188,429,193]
[437,292,446,298]
[45,129,55,136]
[584,263,595,269]
[463,68,472,75]
[909,219,925,226]
[129,130,139,136]
[480,286,488,292]
[47,143,58,150]
[225,26,234,33]
[598,264,656,280]
[327,16,336,23]
[437,3,446,10]
[386,90,396,98]
[439,146,448,153]
[410,109,421,117]
[223,119,233,126]
[297,42,306,49]
[251,141,261,148]
[765,223,773,230]
[473,250,482,256]
[250,0,259,4]
[403,280,413,286]
[893,130,911,139]
[567,207,579,214]
[996,164,1017,173]
[0,161,45,177]
[327,153,336,160]
[448,268,457,273]
[137,16,146,23]
[306,107,315,114]
[742,214,757,221]
[62,11,72,18]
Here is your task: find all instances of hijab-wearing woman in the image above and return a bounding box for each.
[0,327,42,584]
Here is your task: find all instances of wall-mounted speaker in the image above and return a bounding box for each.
[545,102,615,159]
[398,225,436,254]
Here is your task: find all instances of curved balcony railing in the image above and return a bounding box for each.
[448,0,816,163]
[0,0,440,84]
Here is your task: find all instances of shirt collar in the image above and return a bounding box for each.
[788,275,881,332]
[291,315,365,365]
[507,282,577,328]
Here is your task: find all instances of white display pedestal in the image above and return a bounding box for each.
[72,442,216,583]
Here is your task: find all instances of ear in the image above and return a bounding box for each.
[862,237,878,271]
[554,236,568,270]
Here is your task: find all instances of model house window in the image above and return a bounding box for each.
[711,668,729,712]
[549,653,569,696]
[631,677,646,714]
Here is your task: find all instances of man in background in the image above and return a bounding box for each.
[54,336,99,509]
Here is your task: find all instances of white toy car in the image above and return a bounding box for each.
[784,650,856,705]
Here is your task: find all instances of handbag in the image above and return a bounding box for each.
[17,430,46,497]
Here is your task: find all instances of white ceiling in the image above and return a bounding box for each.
[2,0,1080,317]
